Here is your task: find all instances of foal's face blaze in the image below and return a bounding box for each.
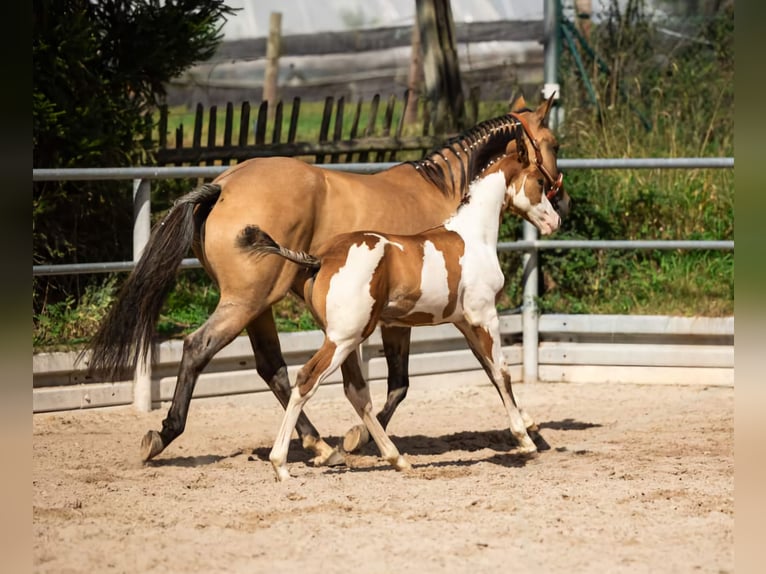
[506,171,561,236]
[507,104,571,223]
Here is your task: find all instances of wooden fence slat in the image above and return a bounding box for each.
[206,105,217,166]
[421,99,432,156]
[192,103,204,153]
[330,96,345,163]
[345,98,364,163]
[174,125,184,166]
[375,94,397,162]
[272,100,284,143]
[222,102,233,166]
[316,96,334,163]
[288,97,300,143]
[358,94,380,163]
[238,101,251,147]
[389,90,409,162]
[158,105,168,149]
[255,101,268,145]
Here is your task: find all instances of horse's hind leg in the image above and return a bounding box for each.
[341,349,410,472]
[343,325,412,453]
[245,310,343,467]
[141,302,253,461]
[270,339,353,481]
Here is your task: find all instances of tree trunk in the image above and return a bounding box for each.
[416,0,465,133]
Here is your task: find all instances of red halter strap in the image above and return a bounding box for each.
[509,112,564,200]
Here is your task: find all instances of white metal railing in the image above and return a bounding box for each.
[32,157,734,409]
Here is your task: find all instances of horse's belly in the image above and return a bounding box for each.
[380,237,458,325]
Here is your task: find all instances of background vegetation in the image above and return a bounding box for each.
[32,0,734,351]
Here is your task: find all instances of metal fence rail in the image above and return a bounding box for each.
[32,157,734,411]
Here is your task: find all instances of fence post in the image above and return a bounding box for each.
[132,179,153,412]
[522,220,539,383]
[264,12,282,123]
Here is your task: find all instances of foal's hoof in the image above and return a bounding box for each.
[514,442,539,457]
[343,424,371,453]
[140,430,165,462]
[311,447,346,468]
[391,455,412,472]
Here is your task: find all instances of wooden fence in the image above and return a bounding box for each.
[152,89,482,166]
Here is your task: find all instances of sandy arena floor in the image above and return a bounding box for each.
[33,375,733,573]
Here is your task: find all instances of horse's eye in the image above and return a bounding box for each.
[537,178,545,187]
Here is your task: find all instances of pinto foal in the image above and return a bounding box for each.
[238,153,561,481]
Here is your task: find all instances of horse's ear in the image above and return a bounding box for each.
[538,92,556,126]
[509,94,528,113]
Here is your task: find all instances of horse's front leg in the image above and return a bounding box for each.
[454,318,537,455]
[342,325,412,453]
[341,348,411,472]
[247,309,344,467]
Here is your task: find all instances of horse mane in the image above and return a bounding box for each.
[406,108,533,199]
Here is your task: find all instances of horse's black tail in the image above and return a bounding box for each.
[237,224,321,270]
[81,183,222,381]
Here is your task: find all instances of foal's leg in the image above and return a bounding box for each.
[269,339,354,481]
[341,349,411,472]
[343,325,412,453]
[454,318,537,454]
[246,310,343,467]
[141,301,253,461]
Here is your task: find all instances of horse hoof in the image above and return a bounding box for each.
[274,466,291,482]
[514,443,539,457]
[140,430,164,462]
[343,424,371,453]
[311,448,346,468]
[392,455,412,472]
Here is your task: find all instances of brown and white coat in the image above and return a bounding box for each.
[239,151,559,481]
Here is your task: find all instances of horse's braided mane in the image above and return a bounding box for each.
[407,108,534,198]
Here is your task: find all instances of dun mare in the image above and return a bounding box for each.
[85,95,568,465]
[238,129,562,480]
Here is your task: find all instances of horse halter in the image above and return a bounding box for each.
[509,112,564,202]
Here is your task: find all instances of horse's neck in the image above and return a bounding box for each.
[443,171,506,247]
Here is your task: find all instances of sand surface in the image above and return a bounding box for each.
[33,376,733,573]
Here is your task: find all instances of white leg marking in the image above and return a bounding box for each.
[269,387,308,482]
[270,339,358,481]
[345,381,411,471]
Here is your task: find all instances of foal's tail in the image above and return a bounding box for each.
[82,183,222,381]
[237,225,321,270]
